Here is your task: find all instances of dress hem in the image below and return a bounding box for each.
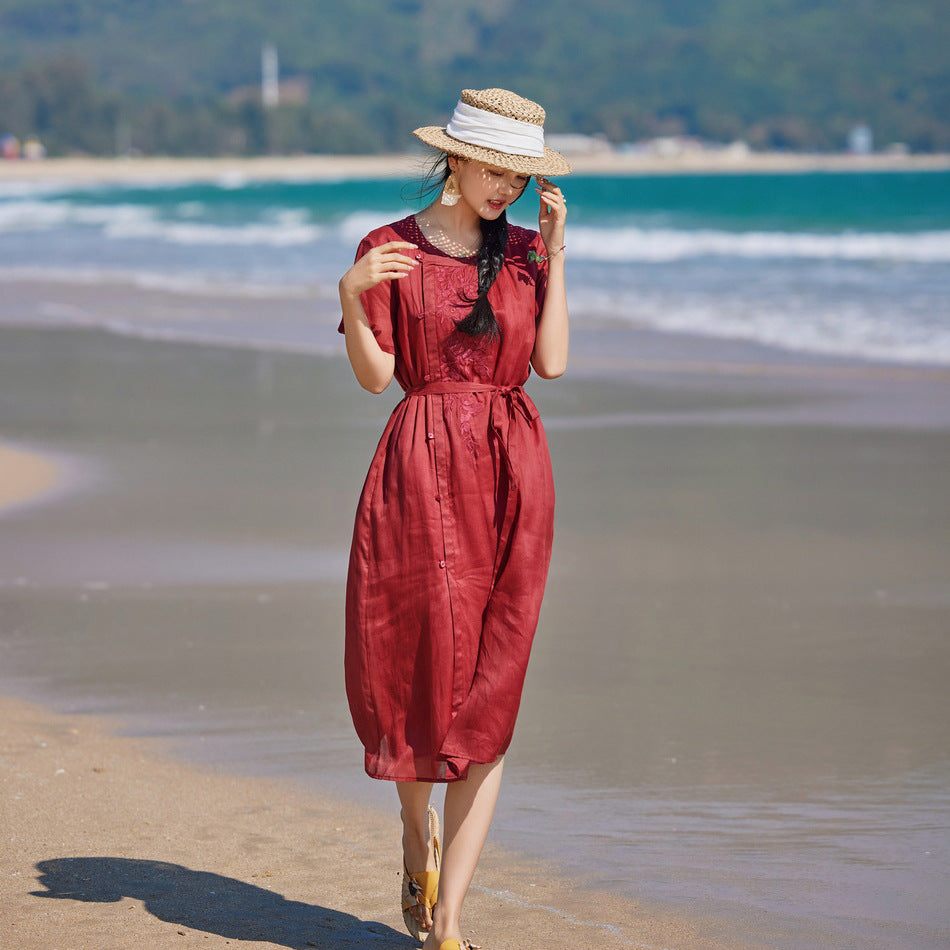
[363,751,504,784]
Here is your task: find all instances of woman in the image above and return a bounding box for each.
[338,88,570,950]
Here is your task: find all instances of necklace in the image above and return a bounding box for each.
[415,213,480,259]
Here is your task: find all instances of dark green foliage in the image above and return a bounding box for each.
[0,0,946,155]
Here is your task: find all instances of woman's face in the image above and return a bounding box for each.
[451,158,530,220]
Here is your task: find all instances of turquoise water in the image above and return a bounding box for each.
[1,169,949,363]
[14,169,950,230]
[564,170,950,230]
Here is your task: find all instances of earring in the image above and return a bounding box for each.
[440,173,461,206]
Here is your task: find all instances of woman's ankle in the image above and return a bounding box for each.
[401,829,430,871]
[424,927,462,949]
[401,808,438,874]
[427,906,461,945]
[400,804,431,835]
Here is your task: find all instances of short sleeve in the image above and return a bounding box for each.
[337,234,397,355]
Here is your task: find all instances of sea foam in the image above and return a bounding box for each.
[568,225,950,263]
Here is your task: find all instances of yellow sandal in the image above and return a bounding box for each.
[402,804,441,941]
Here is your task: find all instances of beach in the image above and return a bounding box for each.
[2,313,949,949]
[0,150,949,186]
[1,165,949,948]
[5,693,741,950]
[0,330,779,950]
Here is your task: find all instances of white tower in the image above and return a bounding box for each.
[262,43,279,109]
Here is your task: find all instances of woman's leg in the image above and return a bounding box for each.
[397,779,437,930]
[425,756,505,948]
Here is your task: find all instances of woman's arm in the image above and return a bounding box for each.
[338,240,417,393]
[530,179,569,379]
[531,251,568,379]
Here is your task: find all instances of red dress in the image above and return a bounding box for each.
[340,214,555,782]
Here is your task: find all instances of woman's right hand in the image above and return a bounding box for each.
[339,241,419,298]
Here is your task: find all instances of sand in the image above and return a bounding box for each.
[1,290,948,949]
[0,331,770,949]
[0,150,948,185]
[0,694,755,950]
[0,443,61,512]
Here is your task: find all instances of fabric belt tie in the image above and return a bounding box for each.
[404,380,535,598]
[404,381,537,426]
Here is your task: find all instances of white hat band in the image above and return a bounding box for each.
[444,100,545,158]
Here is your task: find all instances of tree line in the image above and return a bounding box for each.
[0,0,947,156]
[0,55,390,157]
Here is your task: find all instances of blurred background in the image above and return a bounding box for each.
[0,0,948,157]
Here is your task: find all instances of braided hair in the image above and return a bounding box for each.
[456,213,507,340]
[407,153,513,341]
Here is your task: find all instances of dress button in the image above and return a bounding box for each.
[423,374,431,381]
[415,253,424,261]
[435,494,441,502]
[438,560,446,569]
[426,431,434,440]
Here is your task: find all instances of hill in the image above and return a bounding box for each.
[0,0,947,155]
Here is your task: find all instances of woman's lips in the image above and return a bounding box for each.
[487,200,506,210]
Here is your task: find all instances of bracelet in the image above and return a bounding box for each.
[528,245,566,264]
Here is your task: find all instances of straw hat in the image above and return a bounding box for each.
[413,88,572,177]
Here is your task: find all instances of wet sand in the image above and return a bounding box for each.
[2,694,737,950]
[1,291,949,949]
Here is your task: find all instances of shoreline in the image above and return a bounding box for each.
[4,274,950,384]
[0,150,949,184]
[0,693,753,950]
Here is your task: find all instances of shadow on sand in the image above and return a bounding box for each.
[32,856,417,948]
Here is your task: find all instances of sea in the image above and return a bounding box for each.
[1,167,949,365]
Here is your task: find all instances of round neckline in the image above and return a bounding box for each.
[409,213,478,262]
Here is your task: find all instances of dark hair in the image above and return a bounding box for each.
[402,151,452,205]
[404,152,513,341]
[456,214,507,340]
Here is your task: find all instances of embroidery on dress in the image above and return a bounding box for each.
[452,393,482,459]
[426,264,495,459]
[443,333,492,459]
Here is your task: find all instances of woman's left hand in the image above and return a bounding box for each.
[536,177,567,253]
